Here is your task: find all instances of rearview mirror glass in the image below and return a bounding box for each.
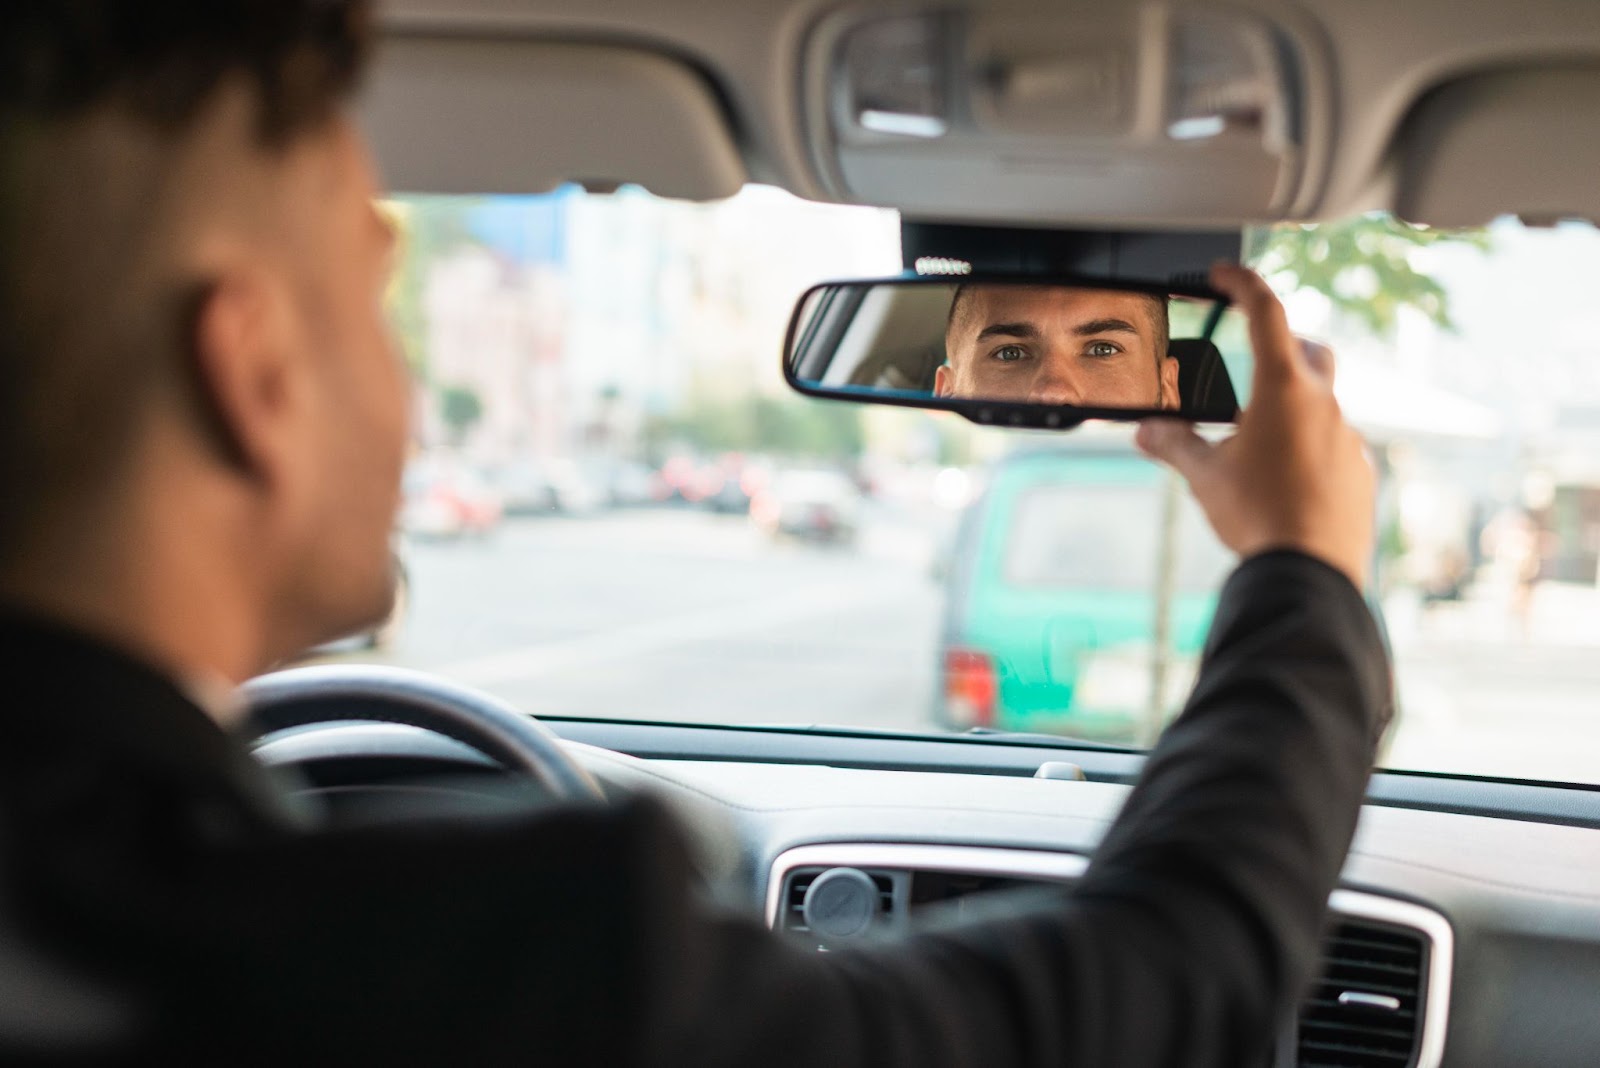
[784,277,1242,427]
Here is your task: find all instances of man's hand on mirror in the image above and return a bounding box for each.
[1135,263,1376,589]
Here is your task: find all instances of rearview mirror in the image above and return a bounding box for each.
[784,277,1241,428]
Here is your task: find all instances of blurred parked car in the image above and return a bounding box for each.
[492,458,603,516]
[705,455,771,514]
[582,458,657,508]
[938,449,1231,744]
[401,460,504,538]
[654,454,710,504]
[750,469,861,544]
[654,452,767,511]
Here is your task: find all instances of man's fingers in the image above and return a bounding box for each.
[1300,338,1336,388]
[1136,419,1214,483]
[1208,262,1300,388]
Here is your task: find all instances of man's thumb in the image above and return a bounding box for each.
[1136,419,1213,481]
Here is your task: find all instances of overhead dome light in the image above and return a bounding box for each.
[836,14,954,141]
[859,109,948,139]
[1168,115,1229,141]
[812,5,1311,222]
[1166,9,1295,149]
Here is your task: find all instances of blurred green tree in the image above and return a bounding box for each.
[1248,214,1490,335]
[439,384,485,446]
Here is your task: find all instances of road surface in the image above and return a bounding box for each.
[348,508,945,730]
[316,508,1600,786]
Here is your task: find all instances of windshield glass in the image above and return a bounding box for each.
[323,186,1600,786]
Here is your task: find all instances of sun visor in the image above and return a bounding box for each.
[361,37,746,199]
[1394,66,1600,228]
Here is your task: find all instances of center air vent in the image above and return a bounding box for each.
[1297,920,1427,1068]
[780,867,897,949]
[768,849,1448,1068]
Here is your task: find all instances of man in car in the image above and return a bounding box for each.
[0,2,1384,1065]
[936,283,1182,409]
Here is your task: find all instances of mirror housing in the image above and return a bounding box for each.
[783,274,1240,428]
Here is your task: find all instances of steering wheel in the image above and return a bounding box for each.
[242,664,604,802]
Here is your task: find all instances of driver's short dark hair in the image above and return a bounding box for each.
[0,1,373,560]
[0,1,371,144]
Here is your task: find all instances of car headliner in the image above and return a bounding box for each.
[369,0,1600,228]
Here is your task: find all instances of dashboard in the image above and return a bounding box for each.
[256,717,1600,1068]
[767,843,1449,1068]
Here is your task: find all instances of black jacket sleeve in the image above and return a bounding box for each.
[635,550,1391,1068]
[0,551,1387,1066]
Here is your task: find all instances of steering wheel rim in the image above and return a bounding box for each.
[241,664,603,802]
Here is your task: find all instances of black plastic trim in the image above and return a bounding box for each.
[542,716,1600,830]
[781,271,1235,429]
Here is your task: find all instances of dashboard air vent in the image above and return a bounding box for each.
[1297,920,1426,1068]
[779,867,895,944]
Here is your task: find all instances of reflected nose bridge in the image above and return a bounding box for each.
[1028,343,1081,405]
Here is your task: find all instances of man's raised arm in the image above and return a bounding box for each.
[636,264,1388,1068]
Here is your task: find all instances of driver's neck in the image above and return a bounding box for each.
[0,456,272,722]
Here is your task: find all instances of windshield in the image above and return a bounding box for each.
[324,186,1600,786]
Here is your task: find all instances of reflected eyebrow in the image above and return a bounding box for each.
[975,321,1040,342]
[1073,317,1140,336]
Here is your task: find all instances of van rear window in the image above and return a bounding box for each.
[1002,481,1233,592]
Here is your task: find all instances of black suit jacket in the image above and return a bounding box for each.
[0,551,1388,1066]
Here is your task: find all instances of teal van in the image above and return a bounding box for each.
[938,447,1235,745]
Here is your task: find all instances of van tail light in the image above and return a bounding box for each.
[943,648,997,728]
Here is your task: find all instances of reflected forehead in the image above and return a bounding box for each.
[965,286,1154,330]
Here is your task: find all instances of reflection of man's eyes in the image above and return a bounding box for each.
[1085,340,1122,358]
[989,345,1028,363]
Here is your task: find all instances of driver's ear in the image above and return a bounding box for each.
[188,265,304,487]
[1158,355,1181,410]
[934,364,953,397]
